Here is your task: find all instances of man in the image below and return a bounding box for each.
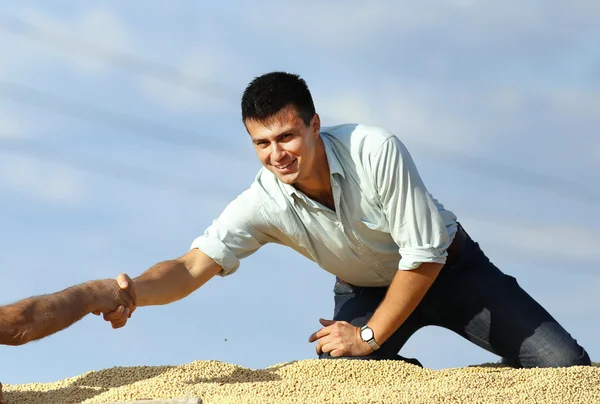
[101,71,590,368]
[0,275,136,403]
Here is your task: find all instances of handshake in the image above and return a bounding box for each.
[90,273,139,329]
[1,250,220,347]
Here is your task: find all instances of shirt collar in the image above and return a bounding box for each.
[280,133,345,199]
[322,133,345,179]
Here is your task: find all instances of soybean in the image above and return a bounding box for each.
[3,359,599,403]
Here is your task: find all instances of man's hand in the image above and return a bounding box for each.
[308,318,373,357]
[92,273,137,329]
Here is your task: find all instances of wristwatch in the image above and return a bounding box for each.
[360,325,380,351]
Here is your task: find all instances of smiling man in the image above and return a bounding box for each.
[101,71,590,369]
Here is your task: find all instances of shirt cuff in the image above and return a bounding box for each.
[398,247,448,270]
[189,236,240,277]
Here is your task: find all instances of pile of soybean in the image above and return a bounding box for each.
[4,359,599,403]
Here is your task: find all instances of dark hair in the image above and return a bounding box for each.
[241,71,316,126]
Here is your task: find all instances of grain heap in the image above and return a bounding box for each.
[3,359,599,403]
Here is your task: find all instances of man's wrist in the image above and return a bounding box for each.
[360,324,381,351]
[132,277,151,307]
[85,280,113,313]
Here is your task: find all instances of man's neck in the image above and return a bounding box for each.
[293,141,335,210]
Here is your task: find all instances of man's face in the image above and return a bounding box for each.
[245,105,320,186]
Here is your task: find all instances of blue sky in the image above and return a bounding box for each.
[0,1,598,385]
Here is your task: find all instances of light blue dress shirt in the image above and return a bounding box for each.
[190,124,458,287]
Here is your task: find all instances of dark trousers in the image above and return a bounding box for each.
[319,229,591,368]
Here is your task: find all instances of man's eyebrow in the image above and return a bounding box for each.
[251,128,296,144]
[251,137,266,144]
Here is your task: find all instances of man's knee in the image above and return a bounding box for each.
[522,345,591,368]
[503,349,590,368]
[517,323,591,368]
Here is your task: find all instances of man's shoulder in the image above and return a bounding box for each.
[241,168,289,208]
[232,168,271,203]
[321,123,397,152]
[215,169,275,226]
[321,123,396,148]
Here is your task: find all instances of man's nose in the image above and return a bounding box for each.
[270,142,285,161]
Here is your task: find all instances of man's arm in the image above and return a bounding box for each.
[135,248,222,307]
[103,187,272,328]
[368,135,451,344]
[310,135,452,356]
[310,262,443,356]
[103,248,222,328]
[0,279,134,346]
[367,262,443,345]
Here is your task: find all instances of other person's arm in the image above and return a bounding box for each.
[0,277,135,346]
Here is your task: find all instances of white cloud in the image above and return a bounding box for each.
[0,7,138,140]
[486,88,525,114]
[240,1,397,50]
[0,154,85,204]
[231,0,599,164]
[19,7,135,73]
[0,6,136,90]
[461,216,599,264]
[75,9,133,51]
[593,142,600,167]
[0,113,28,139]
[318,88,479,151]
[239,1,598,53]
[517,88,600,173]
[137,47,237,114]
[547,88,600,126]
[319,94,375,127]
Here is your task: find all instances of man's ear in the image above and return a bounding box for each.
[311,113,321,137]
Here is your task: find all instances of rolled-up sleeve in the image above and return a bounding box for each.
[373,136,452,270]
[189,188,272,277]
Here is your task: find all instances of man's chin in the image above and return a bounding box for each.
[278,176,297,185]
[274,172,298,185]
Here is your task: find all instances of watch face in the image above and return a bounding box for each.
[361,327,374,341]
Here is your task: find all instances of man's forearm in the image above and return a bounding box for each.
[134,257,209,307]
[0,283,98,346]
[367,263,443,346]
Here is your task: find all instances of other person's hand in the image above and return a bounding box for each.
[92,273,137,329]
